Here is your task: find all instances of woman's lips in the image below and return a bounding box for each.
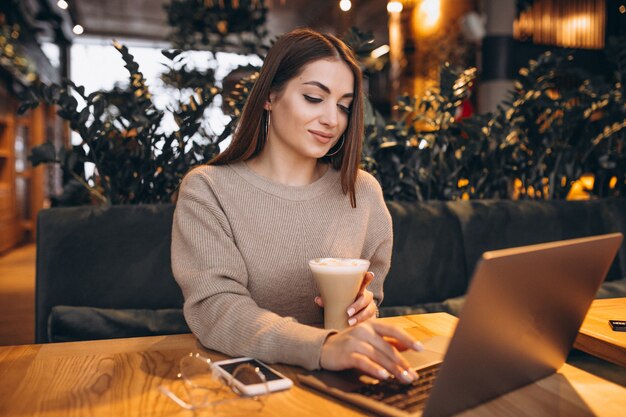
[309,130,333,144]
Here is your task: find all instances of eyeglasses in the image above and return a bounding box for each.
[159,353,269,413]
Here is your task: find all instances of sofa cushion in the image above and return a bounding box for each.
[48,306,190,343]
[383,201,467,306]
[379,295,466,318]
[595,277,626,299]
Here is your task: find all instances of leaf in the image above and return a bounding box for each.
[93,95,105,119]
[161,49,184,60]
[17,101,38,115]
[28,141,58,166]
[78,107,91,125]
[74,85,86,97]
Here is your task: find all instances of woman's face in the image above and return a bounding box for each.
[266,58,354,162]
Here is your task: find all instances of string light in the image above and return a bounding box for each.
[339,0,351,12]
[370,44,390,58]
[57,0,68,10]
[72,24,84,35]
[387,1,403,13]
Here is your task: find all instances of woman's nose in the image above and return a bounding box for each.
[319,104,338,127]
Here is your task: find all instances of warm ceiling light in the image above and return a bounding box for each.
[57,0,68,10]
[387,1,403,14]
[73,24,84,35]
[370,44,390,58]
[339,0,351,12]
[619,5,625,14]
[418,0,441,31]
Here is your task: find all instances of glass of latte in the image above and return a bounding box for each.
[308,258,370,330]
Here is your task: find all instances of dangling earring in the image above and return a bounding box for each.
[325,134,345,157]
[264,110,271,139]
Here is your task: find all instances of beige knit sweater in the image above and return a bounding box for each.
[171,161,393,370]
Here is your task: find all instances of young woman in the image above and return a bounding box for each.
[172,28,422,383]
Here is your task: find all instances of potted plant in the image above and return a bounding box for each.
[20,43,229,206]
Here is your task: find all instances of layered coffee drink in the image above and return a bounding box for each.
[309,258,370,330]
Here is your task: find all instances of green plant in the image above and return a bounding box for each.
[20,28,626,205]
[363,64,488,201]
[19,43,228,205]
[363,39,626,202]
[489,47,625,199]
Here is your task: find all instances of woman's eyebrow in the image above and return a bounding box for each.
[303,81,353,98]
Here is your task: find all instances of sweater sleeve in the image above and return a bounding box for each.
[171,169,335,370]
[358,171,393,306]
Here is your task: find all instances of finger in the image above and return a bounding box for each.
[366,328,412,371]
[314,296,324,307]
[347,290,373,318]
[349,302,377,326]
[382,336,412,352]
[357,272,374,297]
[351,343,410,382]
[371,322,425,352]
[348,352,394,381]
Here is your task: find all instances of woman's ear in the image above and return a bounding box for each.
[263,93,275,111]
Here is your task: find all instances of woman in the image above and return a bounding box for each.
[172,28,422,383]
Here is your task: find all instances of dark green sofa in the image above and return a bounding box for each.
[35,198,626,344]
[380,198,626,317]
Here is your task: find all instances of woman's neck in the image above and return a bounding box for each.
[247,149,328,186]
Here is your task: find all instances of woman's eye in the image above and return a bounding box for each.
[303,95,322,103]
[338,104,351,114]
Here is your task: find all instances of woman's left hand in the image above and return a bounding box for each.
[314,271,377,326]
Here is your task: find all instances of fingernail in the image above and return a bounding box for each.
[348,318,357,326]
[413,341,424,351]
[401,370,415,383]
[410,369,420,381]
[346,308,355,317]
[379,369,390,379]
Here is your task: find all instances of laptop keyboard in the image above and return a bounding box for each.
[352,363,441,413]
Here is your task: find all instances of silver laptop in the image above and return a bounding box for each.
[298,233,623,417]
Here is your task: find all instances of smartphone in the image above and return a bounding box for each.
[609,320,626,332]
[213,357,293,396]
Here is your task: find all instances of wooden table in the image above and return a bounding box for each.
[1,313,625,417]
[575,297,626,367]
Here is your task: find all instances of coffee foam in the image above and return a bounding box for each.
[309,258,370,274]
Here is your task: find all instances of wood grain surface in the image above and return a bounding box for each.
[0,313,624,417]
[574,297,626,367]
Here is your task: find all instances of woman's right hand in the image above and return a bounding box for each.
[319,321,424,383]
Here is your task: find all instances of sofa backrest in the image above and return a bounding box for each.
[36,199,626,342]
[446,199,624,282]
[384,201,467,306]
[382,198,625,309]
[35,204,182,343]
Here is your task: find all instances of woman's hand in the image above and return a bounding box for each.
[314,271,377,326]
[320,321,424,383]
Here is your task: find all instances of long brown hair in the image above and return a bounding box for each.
[210,28,364,207]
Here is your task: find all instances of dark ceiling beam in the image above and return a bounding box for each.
[23,0,391,45]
